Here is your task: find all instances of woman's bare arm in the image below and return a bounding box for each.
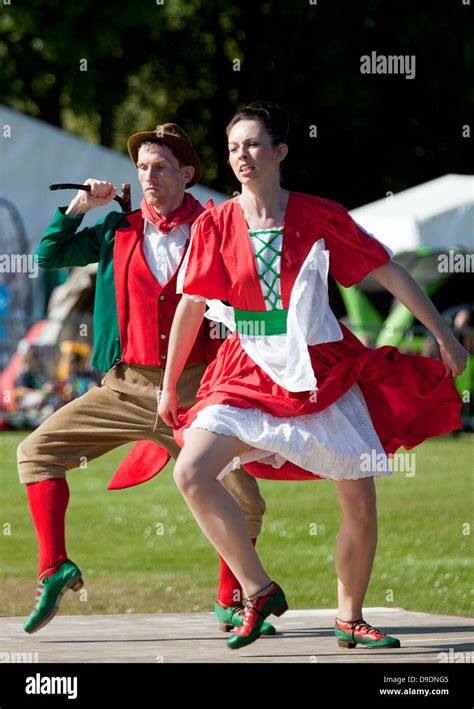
[370,260,468,377]
[159,296,206,426]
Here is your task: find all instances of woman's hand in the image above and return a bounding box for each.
[158,388,180,427]
[438,335,469,377]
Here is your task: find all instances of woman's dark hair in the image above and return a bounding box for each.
[226,101,289,146]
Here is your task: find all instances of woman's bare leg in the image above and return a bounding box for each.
[173,428,272,597]
[333,477,378,621]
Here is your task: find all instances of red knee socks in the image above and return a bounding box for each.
[26,479,70,578]
[26,479,257,597]
[217,537,257,606]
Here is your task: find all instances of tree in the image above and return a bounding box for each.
[1,0,471,201]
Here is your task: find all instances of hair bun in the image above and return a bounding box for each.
[246,101,289,144]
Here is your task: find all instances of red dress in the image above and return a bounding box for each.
[173,191,462,481]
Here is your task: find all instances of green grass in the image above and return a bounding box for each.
[1,431,473,617]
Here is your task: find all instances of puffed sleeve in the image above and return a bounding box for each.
[176,209,231,301]
[320,200,393,287]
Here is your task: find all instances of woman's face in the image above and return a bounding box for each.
[227,119,285,185]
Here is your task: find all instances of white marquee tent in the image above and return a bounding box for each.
[350,173,474,255]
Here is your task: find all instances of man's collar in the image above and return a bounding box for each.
[144,218,190,238]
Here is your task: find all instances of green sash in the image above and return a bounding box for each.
[234,307,288,336]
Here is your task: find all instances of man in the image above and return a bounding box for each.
[17,123,273,636]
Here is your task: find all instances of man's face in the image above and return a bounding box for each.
[137,144,194,209]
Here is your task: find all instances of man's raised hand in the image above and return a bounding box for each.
[65,179,117,216]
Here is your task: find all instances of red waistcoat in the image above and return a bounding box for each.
[113,210,207,367]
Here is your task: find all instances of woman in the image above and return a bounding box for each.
[158,101,467,650]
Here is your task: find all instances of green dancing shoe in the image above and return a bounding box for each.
[23,559,84,634]
[214,599,276,635]
[227,582,288,650]
[335,617,401,648]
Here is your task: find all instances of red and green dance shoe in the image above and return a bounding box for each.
[23,559,84,634]
[335,617,401,648]
[227,582,288,650]
[214,598,276,635]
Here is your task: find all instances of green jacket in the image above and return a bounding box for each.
[35,207,136,372]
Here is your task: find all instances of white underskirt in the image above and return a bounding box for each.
[183,382,392,481]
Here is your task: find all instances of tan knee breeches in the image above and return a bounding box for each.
[17,362,265,537]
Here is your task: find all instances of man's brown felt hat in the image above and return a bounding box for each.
[127,123,202,187]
